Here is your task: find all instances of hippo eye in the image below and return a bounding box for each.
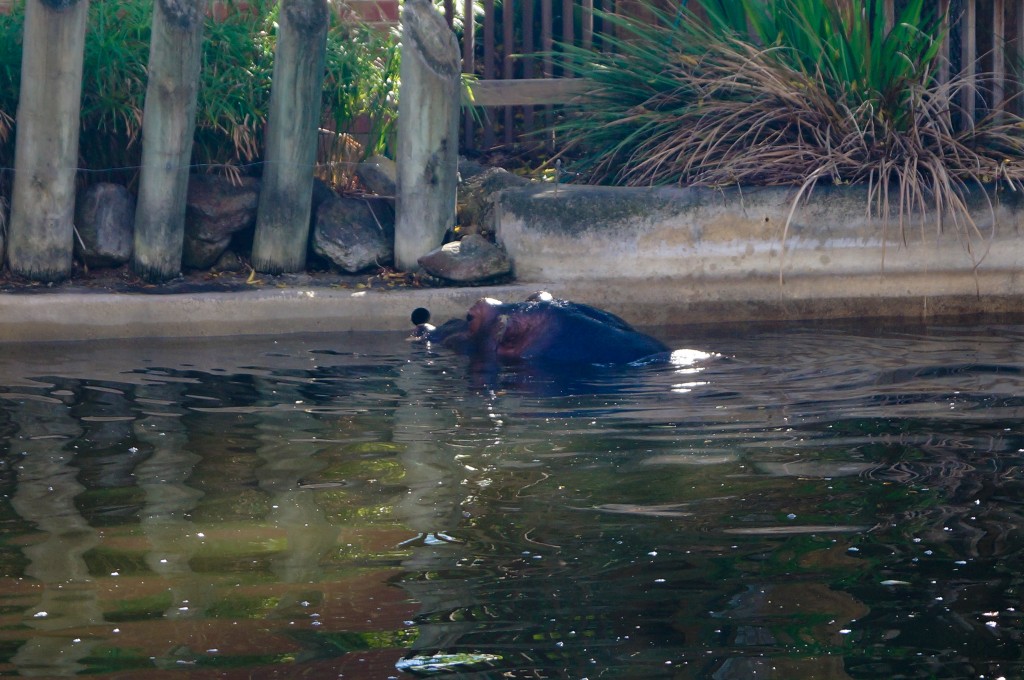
[466,313,474,322]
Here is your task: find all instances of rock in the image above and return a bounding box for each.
[185,174,261,242]
[457,155,489,182]
[74,182,135,267]
[183,233,231,270]
[211,249,246,273]
[356,155,397,197]
[458,166,531,236]
[312,196,395,273]
[183,175,260,269]
[311,177,337,221]
[417,233,512,282]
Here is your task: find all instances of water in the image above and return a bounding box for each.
[0,320,1021,679]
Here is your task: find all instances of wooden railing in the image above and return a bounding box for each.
[450,0,1024,153]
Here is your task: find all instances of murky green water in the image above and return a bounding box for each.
[0,320,1022,679]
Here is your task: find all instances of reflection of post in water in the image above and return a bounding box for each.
[252,377,338,588]
[132,379,206,640]
[7,388,100,675]
[392,358,476,651]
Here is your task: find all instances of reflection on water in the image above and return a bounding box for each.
[0,323,1021,677]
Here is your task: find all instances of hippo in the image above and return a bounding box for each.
[411,292,669,365]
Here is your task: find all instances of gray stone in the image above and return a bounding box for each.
[211,249,246,273]
[185,175,261,243]
[313,196,395,273]
[183,233,231,270]
[458,166,531,236]
[182,175,261,269]
[74,182,135,267]
[417,233,512,282]
[356,155,397,197]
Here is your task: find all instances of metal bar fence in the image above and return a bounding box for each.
[448,0,1024,154]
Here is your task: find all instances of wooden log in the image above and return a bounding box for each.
[250,0,329,273]
[394,0,460,271]
[467,77,593,106]
[7,0,89,282]
[132,0,207,282]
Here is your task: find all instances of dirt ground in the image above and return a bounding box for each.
[0,262,435,295]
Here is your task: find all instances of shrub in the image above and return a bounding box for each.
[554,0,1024,245]
[0,0,399,191]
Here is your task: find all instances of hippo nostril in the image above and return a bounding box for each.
[411,307,431,326]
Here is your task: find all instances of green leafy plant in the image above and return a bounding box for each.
[554,0,1024,250]
[0,0,400,191]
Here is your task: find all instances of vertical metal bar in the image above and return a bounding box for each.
[522,0,535,134]
[993,0,1005,118]
[483,0,496,148]
[503,0,515,145]
[541,0,553,150]
[961,0,977,127]
[938,0,950,85]
[463,0,476,149]
[562,0,575,72]
[582,0,594,51]
[444,0,455,27]
[884,0,895,32]
[1017,0,1024,115]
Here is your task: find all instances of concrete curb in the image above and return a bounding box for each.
[3,183,1024,343]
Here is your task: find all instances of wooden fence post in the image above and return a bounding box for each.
[394,0,460,271]
[251,0,329,274]
[6,0,89,282]
[132,0,207,282]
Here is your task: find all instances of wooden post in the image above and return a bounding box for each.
[7,0,89,282]
[394,0,460,271]
[132,0,207,282]
[251,0,329,273]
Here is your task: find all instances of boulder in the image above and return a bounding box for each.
[457,166,531,236]
[417,233,512,283]
[312,196,395,273]
[74,182,135,267]
[210,249,246,273]
[183,175,260,268]
[356,155,397,197]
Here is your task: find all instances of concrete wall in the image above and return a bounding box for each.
[2,183,1022,343]
[495,183,1024,325]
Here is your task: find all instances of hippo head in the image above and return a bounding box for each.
[412,293,668,365]
[466,297,558,362]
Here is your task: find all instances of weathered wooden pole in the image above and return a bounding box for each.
[394,0,460,271]
[132,0,206,282]
[6,0,89,282]
[251,0,328,273]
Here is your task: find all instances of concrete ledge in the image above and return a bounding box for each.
[496,183,1024,304]
[2,183,1023,343]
